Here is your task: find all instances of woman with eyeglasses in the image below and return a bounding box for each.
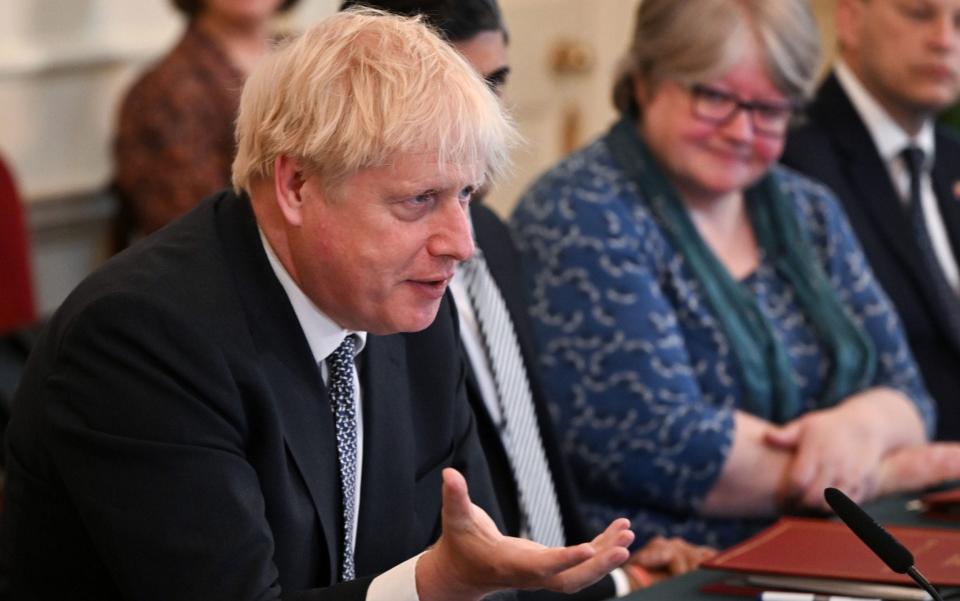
[511,0,956,549]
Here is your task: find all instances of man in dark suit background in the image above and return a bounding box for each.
[341,2,715,598]
[782,0,960,440]
[0,10,636,600]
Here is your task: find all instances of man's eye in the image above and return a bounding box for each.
[410,193,435,205]
[459,186,476,202]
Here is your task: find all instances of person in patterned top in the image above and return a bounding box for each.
[113,0,299,241]
[512,0,960,549]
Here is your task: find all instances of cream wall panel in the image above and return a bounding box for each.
[488,0,636,217]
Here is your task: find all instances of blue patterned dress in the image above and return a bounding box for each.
[510,126,936,548]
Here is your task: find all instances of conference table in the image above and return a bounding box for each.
[622,489,960,600]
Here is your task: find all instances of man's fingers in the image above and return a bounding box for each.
[471,540,597,593]
[437,472,634,596]
[440,468,472,527]
[560,545,632,593]
[591,518,633,549]
[545,542,598,571]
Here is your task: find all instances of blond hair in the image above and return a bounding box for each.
[612,0,822,117]
[232,8,517,193]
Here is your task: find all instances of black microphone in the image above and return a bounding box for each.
[824,487,943,601]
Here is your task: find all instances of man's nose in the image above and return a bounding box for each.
[428,199,476,262]
[927,14,958,51]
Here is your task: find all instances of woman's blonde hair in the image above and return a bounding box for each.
[232,8,517,194]
[612,0,822,117]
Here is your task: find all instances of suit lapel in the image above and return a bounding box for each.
[811,76,930,285]
[931,132,960,269]
[215,193,340,579]
[353,333,416,574]
[929,142,960,353]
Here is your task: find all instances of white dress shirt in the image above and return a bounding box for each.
[835,61,960,292]
[260,231,421,600]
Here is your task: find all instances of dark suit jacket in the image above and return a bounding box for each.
[782,74,960,440]
[0,191,502,600]
[465,203,617,601]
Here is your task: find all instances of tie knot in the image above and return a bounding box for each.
[328,335,356,369]
[901,145,926,177]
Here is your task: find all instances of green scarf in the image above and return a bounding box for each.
[606,118,875,422]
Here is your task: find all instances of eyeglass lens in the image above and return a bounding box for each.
[691,84,793,136]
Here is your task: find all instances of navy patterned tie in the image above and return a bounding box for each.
[460,250,566,547]
[326,335,358,581]
[901,146,960,344]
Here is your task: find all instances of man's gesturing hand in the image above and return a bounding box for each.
[416,468,634,601]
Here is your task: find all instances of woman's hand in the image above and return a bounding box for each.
[765,404,883,510]
[764,388,926,511]
[623,536,717,589]
[876,443,960,497]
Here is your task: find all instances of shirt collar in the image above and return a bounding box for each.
[835,60,935,169]
[259,229,367,364]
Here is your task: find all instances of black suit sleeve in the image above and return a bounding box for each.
[9,294,370,601]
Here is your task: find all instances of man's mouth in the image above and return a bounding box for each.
[408,274,454,298]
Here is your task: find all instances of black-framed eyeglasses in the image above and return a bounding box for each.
[688,83,797,137]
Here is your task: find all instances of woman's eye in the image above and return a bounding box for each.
[755,105,786,120]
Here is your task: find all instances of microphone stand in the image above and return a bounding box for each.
[907,566,944,601]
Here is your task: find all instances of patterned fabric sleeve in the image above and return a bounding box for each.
[510,144,736,526]
[781,168,937,436]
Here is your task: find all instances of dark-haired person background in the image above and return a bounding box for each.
[113,0,300,242]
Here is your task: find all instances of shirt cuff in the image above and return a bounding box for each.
[367,553,424,601]
[610,567,631,597]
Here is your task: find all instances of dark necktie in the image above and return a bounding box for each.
[901,146,960,343]
[326,335,358,581]
[460,250,566,547]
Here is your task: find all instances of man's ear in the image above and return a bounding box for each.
[835,0,863,59]
[273,154,309,226]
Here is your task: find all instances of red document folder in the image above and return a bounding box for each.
[702,517,960,587]
[919,489,960,520]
